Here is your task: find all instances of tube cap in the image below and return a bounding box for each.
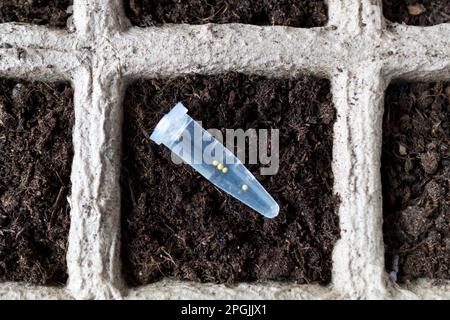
[150,102,189,145]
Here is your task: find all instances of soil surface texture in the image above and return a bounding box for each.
[125,0,328,27]
[382,82,450,282]
[0,79,73,285]
[121,73,339,286]
[0,0,72,27]
[383,0,450,26]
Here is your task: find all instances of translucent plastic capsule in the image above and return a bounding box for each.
[150,102,279,218]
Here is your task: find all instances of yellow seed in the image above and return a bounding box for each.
[217,163,224,170]
[242,184,249,191]
[212,160,219,166]
[221,167,228,173]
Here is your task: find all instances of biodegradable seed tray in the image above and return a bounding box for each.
[0,0,449,299]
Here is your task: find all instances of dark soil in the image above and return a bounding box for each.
[0,0,72,27]
[383,0,450,26]
[382,82,450,282]
[121,73,339,286]
[124,0,328,27]
[0,79,73,285]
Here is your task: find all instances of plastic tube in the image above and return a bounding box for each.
[150,102,279,218]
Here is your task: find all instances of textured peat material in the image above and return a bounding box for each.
[383,0,450,26]
[0,0,72,27]
[121,73,339,286]
[382,82,450,283]
[0,79,73,285]
[124,0,328,27]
